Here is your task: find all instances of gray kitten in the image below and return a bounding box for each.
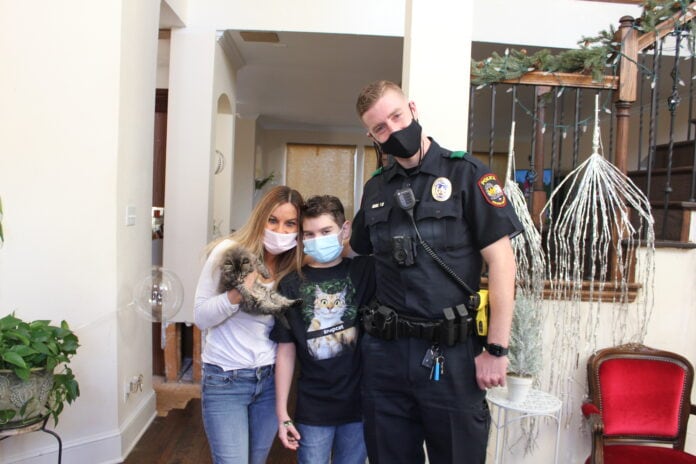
[217,245,299,327]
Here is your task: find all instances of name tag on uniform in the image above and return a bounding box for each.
[371,202,384,209]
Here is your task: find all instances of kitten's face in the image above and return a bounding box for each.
[313,287,346,316]
[225,249,254,276]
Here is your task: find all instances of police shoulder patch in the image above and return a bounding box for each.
[447,150,467,159]
[477,173,507,207]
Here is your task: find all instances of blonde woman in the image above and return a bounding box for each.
[194,185,304,464]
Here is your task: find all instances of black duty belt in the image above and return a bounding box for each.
[361,302,473,346]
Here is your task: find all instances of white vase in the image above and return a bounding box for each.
[506,373,533,403]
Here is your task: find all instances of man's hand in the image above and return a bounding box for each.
[278,420,301,450]
[474,350,509,390]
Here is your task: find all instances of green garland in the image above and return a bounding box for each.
[471,0,695,85]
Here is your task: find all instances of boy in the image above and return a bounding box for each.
[271,195,374,464]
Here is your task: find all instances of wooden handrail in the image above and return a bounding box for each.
[500,71,618,89]
[636,2,696,51]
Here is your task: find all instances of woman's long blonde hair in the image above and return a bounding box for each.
[208,185,304,285]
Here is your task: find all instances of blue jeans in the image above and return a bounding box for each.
[201,363,277,464]
[296,421,367,464]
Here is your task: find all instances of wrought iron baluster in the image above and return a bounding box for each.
[557,88,565,183]
[468,85,475,155]
[688,33,695,142]
[530,87,538,182]
[511,85,517,129]
[662,29,685,238]
[691,119,696,202]
[646,39,664,209]
[551,88,560,193]
[572,88,581,169]
[607,89,614,163]
[638,52,646,170]
[489,84,497,167]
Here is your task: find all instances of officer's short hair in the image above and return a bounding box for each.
[356,80,404,118]
[303,195,345,226]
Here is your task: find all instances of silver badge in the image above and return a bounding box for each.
[431,177,452,202]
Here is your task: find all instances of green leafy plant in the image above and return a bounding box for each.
[0,313,80,426]
[255,172,275,190]
[508,293,543,378]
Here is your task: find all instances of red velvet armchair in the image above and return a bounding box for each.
[582,343,696,464]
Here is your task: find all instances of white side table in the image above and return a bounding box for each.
[486,387,562,464]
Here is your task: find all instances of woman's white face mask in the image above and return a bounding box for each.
[263,228,297,255]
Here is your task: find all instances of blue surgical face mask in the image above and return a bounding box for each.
[303,228,344,264]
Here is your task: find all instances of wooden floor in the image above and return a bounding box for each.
[124,379,297,464]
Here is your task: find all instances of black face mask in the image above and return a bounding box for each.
[378,118,422,159]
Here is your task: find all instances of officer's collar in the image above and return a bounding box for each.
[383,138,443,181]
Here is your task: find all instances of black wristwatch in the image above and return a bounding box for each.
[486,343,509,357]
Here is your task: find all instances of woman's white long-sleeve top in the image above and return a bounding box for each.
[194,239,276,371]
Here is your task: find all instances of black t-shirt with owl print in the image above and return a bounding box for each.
[271,256,375,426]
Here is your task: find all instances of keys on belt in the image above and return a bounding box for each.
[361,303,473,346]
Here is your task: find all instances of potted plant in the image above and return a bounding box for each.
[0,312,80,428]
[506,292,544,403]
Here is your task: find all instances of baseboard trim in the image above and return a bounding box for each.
[3,391,156,464]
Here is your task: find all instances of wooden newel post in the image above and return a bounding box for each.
[531,86,551,227]
[614,15,638,175]
[612,15,638,282]
[614,101,632,175]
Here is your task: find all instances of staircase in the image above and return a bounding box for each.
[628,138,696,241]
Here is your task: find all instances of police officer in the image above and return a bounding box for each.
[351,81,523,464]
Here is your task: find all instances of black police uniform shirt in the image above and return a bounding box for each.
[350,139,523,320]
[270,256,375,426]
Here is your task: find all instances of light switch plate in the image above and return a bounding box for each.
[126,205,136,226]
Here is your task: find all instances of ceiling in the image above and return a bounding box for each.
[218,30,404,133]
[212,31,562,135]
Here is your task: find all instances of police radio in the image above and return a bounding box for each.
[395,188,417,211]
[394,187,490,335]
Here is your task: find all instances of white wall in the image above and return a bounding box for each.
[162,26,218,324]
[404,0,473,150]
[230,117,257,232]
[211,39,237,241]
[213,101,234,238]
[115,0,162,458]
[473,0,641,49]
[0,1,160,462]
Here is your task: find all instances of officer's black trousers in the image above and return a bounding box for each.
[360,334,489,464]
